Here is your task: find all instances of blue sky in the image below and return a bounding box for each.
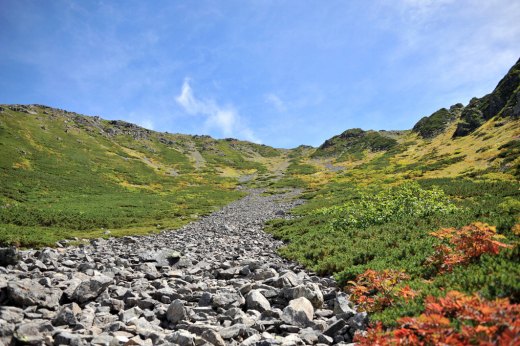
[1,0,519,148]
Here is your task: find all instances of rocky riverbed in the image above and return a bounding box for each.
[0,190,367,345]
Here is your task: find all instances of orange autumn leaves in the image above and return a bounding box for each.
[348,269,417,313]
[427,222,512,273]
[347,222,517,345]
[356,291,520,345]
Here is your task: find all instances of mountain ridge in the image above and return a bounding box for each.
[2,56,519,151]
[1,58,519,246]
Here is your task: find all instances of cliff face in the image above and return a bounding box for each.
[454,58,520,137]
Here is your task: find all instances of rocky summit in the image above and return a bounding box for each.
[0,190,367,346]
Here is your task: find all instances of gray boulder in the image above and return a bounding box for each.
[71,274,112,303]
[323,319,347,337]
[281,297,314,327]
[246,290,271,312]
[347,312,369,332]
[53,303,82,326]
[0,306,24,324]
[13,320,54,345]
[7,279,62,309]
[334,293,356,318]
[290,283,324,308]
[166,299,187,323]
[212,291,244,309]
[219,323,256,340]
[165,330,195,346]
[201,329,226,346]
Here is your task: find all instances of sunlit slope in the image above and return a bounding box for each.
[308,58,520,181]
[0,105,286,246]
[264,58,520,328]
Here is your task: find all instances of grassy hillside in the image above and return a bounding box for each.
[265,59,520,333]
[0,104,287,246]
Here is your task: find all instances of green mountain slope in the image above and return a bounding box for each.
[0,105,287,246]
[1,59,519,264]
[266,59,520,327]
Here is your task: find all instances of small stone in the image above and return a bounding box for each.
[53,303,82,326]
[201,329,226,346]
[166,299,187,323]
[323,319,347,337]
[246,290,271,312]
[0,306,24,324]
[165,330,195,346]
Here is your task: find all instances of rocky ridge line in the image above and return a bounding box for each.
[0,190,367,345]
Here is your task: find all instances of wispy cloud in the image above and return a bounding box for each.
[175,79,261,143]
[265,93,286,112]
[137,119,154,130]
[371,0,520,109]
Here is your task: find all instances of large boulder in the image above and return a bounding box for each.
[212,291,244,309]
[71,274,113,303]
[6,279,62,309]
[0,247,19,266]
[289,283,324,308]
[281,297,314,327]
[0,306,24,324]
[53,303,82,327]
[139,249,181,267]
[333,293,356,318]
[201,329,226,346]
[13,320,54,345]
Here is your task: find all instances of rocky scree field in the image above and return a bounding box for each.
[0,190,367,346]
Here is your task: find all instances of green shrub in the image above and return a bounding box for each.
[317,182,458,229]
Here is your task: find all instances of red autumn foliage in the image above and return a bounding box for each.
[348,269,417,313]
[427,222,512,273]
[356,291,520,346]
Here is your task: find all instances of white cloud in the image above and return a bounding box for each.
[398,0,454,22]
[137,119,154,130]
[376,0,520,97]
[175,79,261,143]
[265,93,286,112]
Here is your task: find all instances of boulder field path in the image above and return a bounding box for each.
[0,190,367,346]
